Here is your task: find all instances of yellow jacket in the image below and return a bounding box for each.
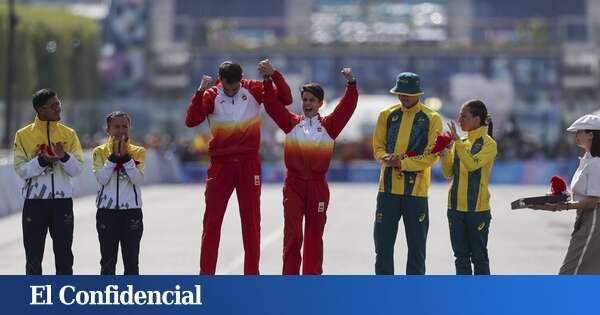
[13,116,84,199]
[441,126,497,212]
[92,138,146,209]
[373,102,442,197]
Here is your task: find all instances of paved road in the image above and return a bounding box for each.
[0,184,575,275]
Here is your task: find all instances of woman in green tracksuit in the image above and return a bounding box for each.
[439,100,497,275]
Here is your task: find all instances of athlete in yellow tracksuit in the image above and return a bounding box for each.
[373,72,442,275]
[440,100,497,275]
[14,89,84,275]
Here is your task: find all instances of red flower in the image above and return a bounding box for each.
[431,131,453,154]
[114,158,140,171]
[404,151,417,159]
[396,151,419,177]
[39,144,55,156]
[550,176,568,195]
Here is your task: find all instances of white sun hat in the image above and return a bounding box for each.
[567,114,600,132]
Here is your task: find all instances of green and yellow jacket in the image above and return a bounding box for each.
[441,126,497,212]
[373,101,442,197]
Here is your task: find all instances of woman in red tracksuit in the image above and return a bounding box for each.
[262,68,358,275]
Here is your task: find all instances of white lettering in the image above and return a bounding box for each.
[59,285,76,305]
[53,284,203,306]
[147,290,160,305]
[134,290,147,305]
[30,285,52,305]
[88,290,104,305]
[75,290,90,305]
[162,291,174,305]
[195,285,202,305]
[174,285,181,304]
[105,285,119,305]
[119,285,134,305]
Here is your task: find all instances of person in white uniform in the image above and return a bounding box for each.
[530,114,600,274]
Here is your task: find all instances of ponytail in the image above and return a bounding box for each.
[486,114,494,139]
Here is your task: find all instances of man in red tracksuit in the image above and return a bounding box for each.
[262,68,358,275]
[185,60,292,275]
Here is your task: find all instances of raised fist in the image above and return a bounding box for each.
[341,68,355,82]
[197,75,214,91]
[258,59,275,77]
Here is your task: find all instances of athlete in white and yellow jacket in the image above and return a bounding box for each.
[13,89,84,275]
[92,111,146,275]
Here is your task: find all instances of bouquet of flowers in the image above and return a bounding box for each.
[511,176,570,210]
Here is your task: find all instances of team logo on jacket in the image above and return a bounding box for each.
[129,219,142,230]
[63,212,73,225]
[318,202,325,212]
[376,212,383,223]
[391,115,400,122]
[477,221,486,231]
[254,175,261,186]
[418,213,426,223]
[242,94,247,101]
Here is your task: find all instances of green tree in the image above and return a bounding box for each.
[0,5,101,101]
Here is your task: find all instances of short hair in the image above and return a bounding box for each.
[587,130,600,157]
[301,83,324,102]
[106,111,131,127]
[218,61,243,83]
[32,89,56,111]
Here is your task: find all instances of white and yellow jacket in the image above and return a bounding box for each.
[13,117,84,200]
[92,139,146,210]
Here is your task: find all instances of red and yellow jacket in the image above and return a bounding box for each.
[185,71,292,158]
[263,78,359,180]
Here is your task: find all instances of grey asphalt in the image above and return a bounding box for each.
[0,183,575,275]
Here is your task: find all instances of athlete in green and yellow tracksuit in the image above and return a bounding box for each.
[440,100,497,275]
[372,72,442,275]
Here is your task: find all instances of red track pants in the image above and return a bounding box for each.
[282,175,329,275]
[200,154,261,275]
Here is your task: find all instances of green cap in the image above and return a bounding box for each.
[390,72,424,96]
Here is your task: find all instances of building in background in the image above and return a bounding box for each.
[4,0,600,162]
